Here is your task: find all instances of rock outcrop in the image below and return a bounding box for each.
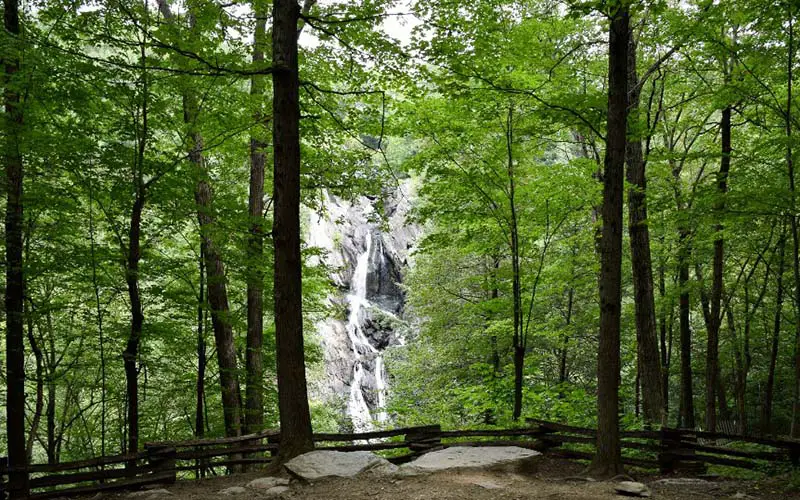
[308,180,418,431]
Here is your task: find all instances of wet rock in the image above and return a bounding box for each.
[615,481,652,497]
[285,450,396,481]
[308,182,418,431]
[399,446,542,475]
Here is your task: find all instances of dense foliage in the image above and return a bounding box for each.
[3,0,800,483]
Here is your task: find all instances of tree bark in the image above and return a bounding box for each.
[123,193,145,457]
[589,4,628,478]
[273,0,314,460]
[626,33,665,427]
[4,0,29,493]
[245,0,268,435]
[707,104,732,434]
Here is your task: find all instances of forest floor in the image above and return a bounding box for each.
[99,458,800,500]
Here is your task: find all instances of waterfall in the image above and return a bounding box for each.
[307,181,418,432]
[345,234,382,432]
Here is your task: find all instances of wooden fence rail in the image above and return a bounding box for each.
[3,420,800,499]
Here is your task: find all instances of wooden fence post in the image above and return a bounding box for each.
[532,421,562,452]
[405,425,442,456]
[146,446,177,485]
[268,434,279,459]
[659,428,706,475]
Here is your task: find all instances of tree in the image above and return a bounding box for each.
[158,0,243,440]
[626,32,665,427]
[245,0,269,436]
[121,19,151,457]
[590,1,629,477]
[272,0,314,460]
[4,0,29,495]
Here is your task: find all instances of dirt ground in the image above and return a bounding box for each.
[103,458,800,499]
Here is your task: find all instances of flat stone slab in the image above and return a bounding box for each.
[284,450,396,481]
[399,446,541,475]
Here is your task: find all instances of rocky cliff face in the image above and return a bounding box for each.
[307,180,417,432]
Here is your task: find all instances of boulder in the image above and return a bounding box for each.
[399,446,541,475]
[247,477,290,490]
[615,481,652,498]
[218,486,248,496]
[284,450,395,481]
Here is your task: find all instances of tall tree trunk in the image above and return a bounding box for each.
[123,192,145,457]
[763,225,786,435]
[88,186,107,456]
[507,104,524,422]
[273,0,314,460]
[707,104,732,433]
[489,257,501,378]
[626,33,665,427]
[192,119,242,439]
[589,3,628,478]
[245,0,268,435]
[4,0,28,493]
[196,247,206,477]
[122,26,150,458]
[46,316,57,465]
[658,262,674,420]
[158,0,244,439]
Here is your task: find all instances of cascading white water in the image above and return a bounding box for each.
[307,182,418,433]
[344,233,389,432]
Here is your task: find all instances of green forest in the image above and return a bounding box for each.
[3,0,800,495]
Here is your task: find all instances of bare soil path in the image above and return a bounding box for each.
[103,458,799,499]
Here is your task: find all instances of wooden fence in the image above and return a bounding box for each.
[3,420,800,499]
